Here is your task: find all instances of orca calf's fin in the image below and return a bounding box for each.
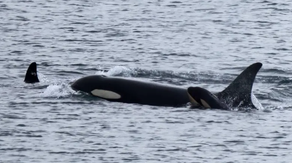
[187,87,229,110]
[24,62,39,83]
[216,62,262,109]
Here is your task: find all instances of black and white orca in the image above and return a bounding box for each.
[187,87,229,110]
[24,62,262,110]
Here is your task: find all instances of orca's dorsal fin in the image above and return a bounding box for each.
[216,62,262,108]
[24,62,39,83]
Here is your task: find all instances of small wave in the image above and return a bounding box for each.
[261,68,287,75]
[96,66,136,77]
[132,68,231,86]
[42,83,74,98]
[37,73,50,83]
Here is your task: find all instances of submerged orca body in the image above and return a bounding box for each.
[24,62,262,109]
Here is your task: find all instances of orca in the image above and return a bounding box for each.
[24,62,262,109]
[24,62,39,83]
[187,87,229,110]
[215,62,261,108]
[70,62,262,109]
[187,62,263,109]
[71,75,189,106]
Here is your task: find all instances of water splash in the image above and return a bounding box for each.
[42,83,74,98]
[37,73,49,83]
[107,66,136,77]
[96,66,136,77]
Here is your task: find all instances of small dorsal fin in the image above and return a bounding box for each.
[216,62,262,108]
[24,62,40,83]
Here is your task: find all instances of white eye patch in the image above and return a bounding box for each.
[91,89,121,99]
[200,99,211,108]
[188,94,198,105]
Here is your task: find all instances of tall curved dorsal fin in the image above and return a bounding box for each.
[24,62,40,83]
[216,62,262,108]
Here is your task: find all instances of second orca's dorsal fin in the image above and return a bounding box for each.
[216,62,262,108]
[24,62,40,83]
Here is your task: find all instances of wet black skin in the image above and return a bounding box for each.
[71,75,189,107]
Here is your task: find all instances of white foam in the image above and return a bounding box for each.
[106,66,135,77]
[37,73,49,83]
[42,83,74,98]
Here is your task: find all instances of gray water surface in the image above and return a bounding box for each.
[1,0,292,162]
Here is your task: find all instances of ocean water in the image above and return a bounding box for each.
[1,0,292,162]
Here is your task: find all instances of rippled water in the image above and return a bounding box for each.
[1,0,292,162]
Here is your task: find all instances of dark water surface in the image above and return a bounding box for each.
[1,0,292,162]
